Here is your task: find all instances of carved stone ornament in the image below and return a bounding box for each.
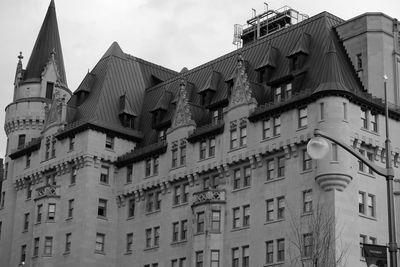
[172,79,193,128]
[229,54,256,107]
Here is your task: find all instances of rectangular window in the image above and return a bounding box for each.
[331,143,338,161]
[182,183,189,203]
[356,53,363,70]
[172,222,179,242]
[20,244,26,263]
[277,197,285,219]
[46,82,54,99]
[273,116,281,136]
[277,239,285,262]
[232,248,239,267]
[44,236,53,256]
[211,250,220,267]
[266,199,274,221]
[303,233,312,258]
[367,152,374,174]
[243,205,250,227]
[343,102,347,120]
[26,182,32,199]
[155,191,161,210]
[0,192,4,208]
[153,157,159,175]
[277,156,285,177]
[45,140,50,160]
[70,166,77,184]
[302,149,312,171]
[367,194,375,217]
[239,126,247,146]
[172,148,178,168]
[370,236,377,244]
[51,139,56,158]
[285,83,292,99]
[173,186,181,205]
[128,199,135,218]
[230,128,238,149]
[126,165,133,183]
[360,234,367,257]
[298,107,308,128]
[23,213,29,231]
[100,166,109,184]
[69,136,75,151]
[212,110,220,124]
[266,241,274,264]
[196,251,204,267]
[361,109,368,129]
[33,237,39,257]
[145,159,152,177]
[233,207,240,229]
[154,226,160,247]
[320,102,324,120]
[47,203,56,221]
[181,220,188,240]
[65,233,71,253]
[274,87,281,102]
[0,221,2,240]
[197,212,205,233]
[243,166,251,187]
[211,210,221,232]
[126,233,133,253]
[68,199,74,218]
[359,191,366,214]
[242,246,250,267]
[233,169,241,189]
[26,153,31,168]
[200,140,207,160]
[180,145,186,166]
[209,138,216,157]
[98,199,107,217]
[266,159,275,180]
[303,190,312,213]
[37,204,42,223]
[18,134,26,148]
[146,192,154,212]
[105,135,114,149]
[263,119,270,139]
[95,233,105,253]
[145,228,152,248]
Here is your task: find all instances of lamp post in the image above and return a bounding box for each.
[307,77,398,267]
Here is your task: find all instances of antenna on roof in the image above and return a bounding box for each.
[264,2,268,12]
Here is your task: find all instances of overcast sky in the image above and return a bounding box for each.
[0,0,399,156]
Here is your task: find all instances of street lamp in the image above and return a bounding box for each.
[307,77,398,266]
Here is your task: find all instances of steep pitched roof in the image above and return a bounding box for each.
[60,42,177,139]
[24,0,67,85]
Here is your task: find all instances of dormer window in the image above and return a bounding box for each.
[273,83,292,103]
[274,87,281,102]
[291,56,299,71]
[46,82,54,99]
[212,109,222,124]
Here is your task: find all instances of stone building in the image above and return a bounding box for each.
[0,1,399,266]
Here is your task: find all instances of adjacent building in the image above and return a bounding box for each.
[0,1,399,266]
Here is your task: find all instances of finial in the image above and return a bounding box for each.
[50,48,56,58]
[18,51,23,61]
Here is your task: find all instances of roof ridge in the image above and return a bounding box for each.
[125,54,178,76]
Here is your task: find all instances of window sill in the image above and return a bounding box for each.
[357,171,375,179]
[360,127,380,136]
[265,177,285,184]
[264,218,284,225]
[97,216,108,221]
[25,198,31,202]
[127,216,135,221]
[34,222,41,225]
[94,250,105,255]
[124,251,133,255]
[105,148,115,153]
[66,217,73,221]
[146,210,161,216]
[171,240,187,246]
[45,220,56,223]
[42,254,53,257]
[144,246,159,252]
[300,169,313,175]
[124,181,132,186]
[194,232,205,236]
[229,145,247,153]
[170,165,185,171]
[359,214,377,221]
[301,212,313,217]
[99,182,110,186]
[297,126,308,131]
[22,229,28,233]
[231,226,250,232]
[264,262,285,267]
[62,251,71,255]
[198,155,215,163]
[232,186,251,193]
[172,202,189,209]
[69,183,76,187]
[261,135,281,143]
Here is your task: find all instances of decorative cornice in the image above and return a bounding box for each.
[9,137,42,159]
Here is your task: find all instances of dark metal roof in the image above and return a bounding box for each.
[24,0,67,85]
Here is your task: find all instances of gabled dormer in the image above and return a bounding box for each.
[74,72,95,106]
[150,90,172,128]
[198,69,222,106]
[119,93,137,129]
[287,32,311,72]
[255,45,279,83]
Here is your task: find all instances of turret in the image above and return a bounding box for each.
[4,0,71,155]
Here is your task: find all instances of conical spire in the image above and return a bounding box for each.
[24,0,67,85]
[101,42,126,60]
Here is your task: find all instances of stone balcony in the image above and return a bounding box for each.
[35,184,60,200]
[192,189,226,207]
